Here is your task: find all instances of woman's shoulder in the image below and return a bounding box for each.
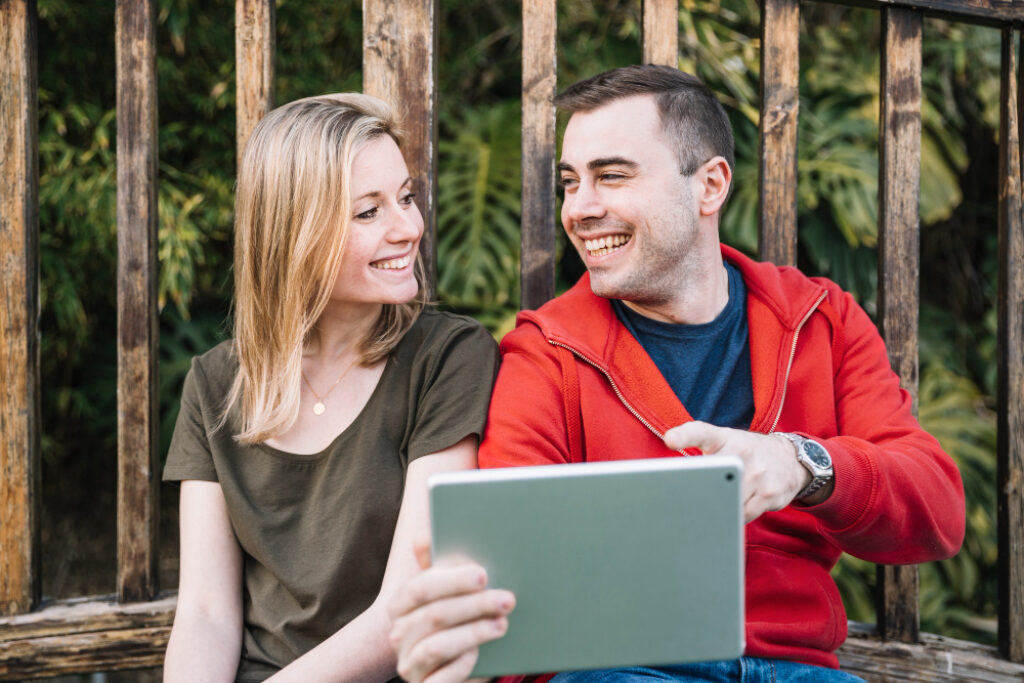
[187,339,238,394]
[401,308,496,353]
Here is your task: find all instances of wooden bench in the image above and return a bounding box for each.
[1,0,1022,679]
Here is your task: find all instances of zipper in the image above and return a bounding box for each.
[767,291,828,434]
[548,340,665,441]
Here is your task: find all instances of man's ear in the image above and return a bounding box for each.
[697,156,732,217]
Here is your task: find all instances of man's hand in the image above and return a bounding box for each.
[663,421,814,523]
[388,537,516,683]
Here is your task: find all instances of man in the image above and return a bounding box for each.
[388,65,965,683]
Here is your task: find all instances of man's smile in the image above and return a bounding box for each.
[583,234,632,257]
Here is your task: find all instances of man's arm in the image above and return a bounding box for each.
[668,287,965,563]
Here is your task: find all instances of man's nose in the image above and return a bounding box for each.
[563,182,605,226]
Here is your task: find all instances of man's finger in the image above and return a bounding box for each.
[664,420,724,452]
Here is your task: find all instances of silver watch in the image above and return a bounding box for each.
[777,432,833,499]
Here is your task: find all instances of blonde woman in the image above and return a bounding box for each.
[162,94,498,682]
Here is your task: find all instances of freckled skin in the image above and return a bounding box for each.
[330,136,423,308]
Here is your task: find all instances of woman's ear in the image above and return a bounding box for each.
[697,156,732,217]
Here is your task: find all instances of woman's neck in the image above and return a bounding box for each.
[306,301,383,365]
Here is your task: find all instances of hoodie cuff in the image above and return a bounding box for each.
[795,436,876,532]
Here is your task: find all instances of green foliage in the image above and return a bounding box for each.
[437,102,523,313]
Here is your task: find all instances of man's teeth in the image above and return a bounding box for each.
[584,234,630,256]
[371,254,412,270]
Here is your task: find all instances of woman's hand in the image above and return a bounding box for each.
[389,537,515,683]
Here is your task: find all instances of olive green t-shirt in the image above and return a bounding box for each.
[163,309,499,682]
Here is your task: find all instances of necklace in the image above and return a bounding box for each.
[301,355,359,416]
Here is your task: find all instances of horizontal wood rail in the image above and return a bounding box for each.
[1,0,1022,678]
[0,595,175,679]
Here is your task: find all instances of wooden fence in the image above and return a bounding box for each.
[1,0,1022,679]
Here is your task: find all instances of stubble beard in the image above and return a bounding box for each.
[585,214,700,309]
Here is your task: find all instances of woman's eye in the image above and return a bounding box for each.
[356,207,378,220]
[400,192,417,205]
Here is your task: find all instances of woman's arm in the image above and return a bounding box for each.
[265,434,480,683]
[164,480,244,683]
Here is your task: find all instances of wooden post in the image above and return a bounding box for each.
[876,7,923,644]
[998,26,1024,664]
[758,0,799,266]
[363,0,438,294]
[116,0,159,603]
[236,0,274,167]
[642,0,678,67]
[521,0,557,310]
[0,0,40,617]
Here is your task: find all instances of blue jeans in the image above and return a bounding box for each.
[547,658,867,682]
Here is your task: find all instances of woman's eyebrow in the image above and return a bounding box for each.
[353,177,413,201]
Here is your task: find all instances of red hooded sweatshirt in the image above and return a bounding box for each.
[478,245,965,680]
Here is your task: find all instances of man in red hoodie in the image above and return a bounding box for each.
[388,65,965,683]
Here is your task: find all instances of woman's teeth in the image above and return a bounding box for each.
[584,234,630,256]
[371,254,412,270]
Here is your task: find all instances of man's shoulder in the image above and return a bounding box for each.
[505,274,614,351]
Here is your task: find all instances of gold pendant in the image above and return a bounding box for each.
[313,402,326,416]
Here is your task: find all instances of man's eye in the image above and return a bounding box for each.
[356,207,378,220]
[559,177,578,188]
[600,173,624,181]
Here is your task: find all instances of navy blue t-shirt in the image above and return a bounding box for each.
[612,262,755,429]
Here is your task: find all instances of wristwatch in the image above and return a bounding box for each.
[777,432,833,500]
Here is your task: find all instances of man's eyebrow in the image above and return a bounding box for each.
[557,158,638,174]
[587,157,637,170]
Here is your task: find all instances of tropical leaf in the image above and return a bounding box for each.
[437,101,523,312]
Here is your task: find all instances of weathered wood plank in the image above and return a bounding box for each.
[0,595,174,679]
[235,0,274,166]
[364,0,438,294]
[0,0,40,618]
[758,0,800,266]
[116,0,159,603]
[521,0,556,310]
[0,594,176,642]
[810,0,1024,28]
[838,622,1024,681]
[875,6,923,645]
[0,627,169,680]
[998,25,1024,664]
[641,0,678,67]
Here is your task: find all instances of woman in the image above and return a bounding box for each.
[162,93,499,682]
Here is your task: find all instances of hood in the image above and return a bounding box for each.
[518,244,827,352]
[511,244,831,435]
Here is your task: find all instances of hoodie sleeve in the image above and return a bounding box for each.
[803,287,966,564]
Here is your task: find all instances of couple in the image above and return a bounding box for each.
[162,65,965,683]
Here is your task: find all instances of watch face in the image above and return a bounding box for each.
[804,441,831,468]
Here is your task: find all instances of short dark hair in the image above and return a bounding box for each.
[555,64,734,176]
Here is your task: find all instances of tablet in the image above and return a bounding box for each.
[428,456,745,678]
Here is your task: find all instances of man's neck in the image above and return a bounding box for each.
[620,257,730,325]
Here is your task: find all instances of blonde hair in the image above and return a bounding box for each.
[225,93,426,444]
